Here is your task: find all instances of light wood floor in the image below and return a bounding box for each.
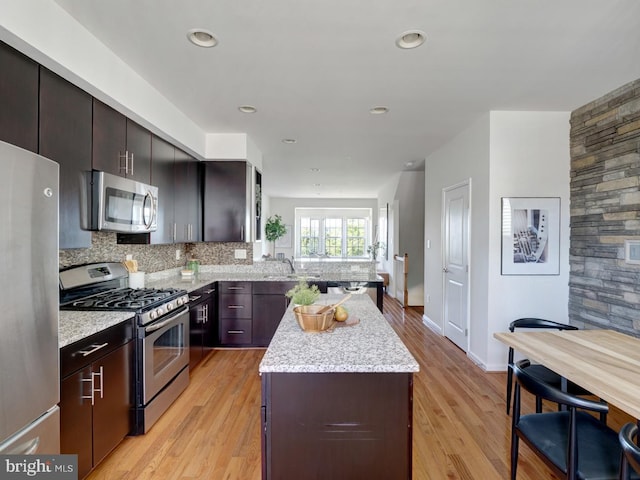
[88,295,634,479]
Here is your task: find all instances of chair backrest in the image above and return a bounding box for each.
[509,317,579,332]
[620,423,640,478]
[512,360,608,414]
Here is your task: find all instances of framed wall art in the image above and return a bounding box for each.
[501,197,560,275]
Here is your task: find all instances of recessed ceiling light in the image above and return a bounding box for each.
[282,138,297,144]
[238,105,257,113]
[187,29,218,48]
[405,161,415,168]
[395,30,426,49]
[314,183,321,187]
[310,168,320,172]
[370,106,389,115]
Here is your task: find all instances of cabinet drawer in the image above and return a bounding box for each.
[219,293,252,319]
[220,319,252,345]
[61,318,134,378]
[219,281,252,293]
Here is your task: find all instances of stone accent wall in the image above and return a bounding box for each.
[59,232,253,273]
[569,78,640,334]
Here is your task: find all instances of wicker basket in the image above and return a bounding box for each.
[293,304,335,332]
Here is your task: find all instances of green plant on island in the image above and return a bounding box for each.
[285,278,320,306]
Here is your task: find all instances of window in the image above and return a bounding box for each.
[295,208,372,258]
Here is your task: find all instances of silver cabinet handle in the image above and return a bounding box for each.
[204,288,215,294]
[81,375,94,404]
[203,304,209,323]
[228,330,245,334]
[129,152,134,175]
[189,295,202,302]
[227,286,245,290]
[227,305,244,309]
[173,223,177,242]
[119,151,128,173]
[78,342,109,357]
[94,365,104,400]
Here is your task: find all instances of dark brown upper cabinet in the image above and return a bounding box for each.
[39,67,93,249]
[174,148,201,243]
[0,41,39,152]
[92,99,151,184]
[150,135,176,244]
[203,161,253,242]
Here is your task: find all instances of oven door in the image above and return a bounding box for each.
[141,305,189,405]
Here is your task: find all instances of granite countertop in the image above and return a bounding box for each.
[58,268,383,349]
[259,294,419,374]
[59,310,134,348]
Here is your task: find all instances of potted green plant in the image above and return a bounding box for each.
[285,278,320,306]
[265,214,287,257]
[367,241,385,261]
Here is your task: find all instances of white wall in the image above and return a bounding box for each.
[0,0,205,158]
[396,171,425,306]
[424,111,571,370]
[424,114,491,364]
[485,111,570,370]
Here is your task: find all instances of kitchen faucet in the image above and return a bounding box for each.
[283,257,295,274]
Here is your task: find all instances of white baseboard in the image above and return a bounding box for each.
[422,314,441,334]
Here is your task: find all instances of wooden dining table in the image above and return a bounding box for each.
[494,329,640,419]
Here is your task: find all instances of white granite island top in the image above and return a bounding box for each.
[259,294,419,374]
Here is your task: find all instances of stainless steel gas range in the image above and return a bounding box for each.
[60,262,190,435]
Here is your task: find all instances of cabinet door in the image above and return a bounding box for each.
[150,135,175,244]
[0,41,38,152]
[92,99,127,176]
[203,161,249,242]
[92,341,133,466]
[189,300,206,370]
[60,367,93,480]
[252,293,289,347]
[39,67,92,249]
[174,148,201,242]
[125,119,151,184]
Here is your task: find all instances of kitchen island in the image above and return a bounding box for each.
[259,294,419,480]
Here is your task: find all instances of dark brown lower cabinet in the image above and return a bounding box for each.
[60,320,134,479]
[261,372,413,480]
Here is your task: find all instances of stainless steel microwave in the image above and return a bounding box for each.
[87,171,158,233]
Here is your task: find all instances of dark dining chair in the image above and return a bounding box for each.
[506,318,590,415]
[511,359,627,480]
[619,423,640,479]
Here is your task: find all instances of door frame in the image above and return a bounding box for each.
[441,179,471,351]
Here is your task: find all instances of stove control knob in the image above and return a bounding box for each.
[176,297,184,306]
[150,310,157,321]
[167,302,174,311]
[156,307,164,317]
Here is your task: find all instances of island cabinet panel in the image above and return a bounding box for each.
[39,66,93,249]
[0,41,39,152]
[262,372,413,480]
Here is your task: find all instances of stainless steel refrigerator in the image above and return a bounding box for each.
[0,140,60,454]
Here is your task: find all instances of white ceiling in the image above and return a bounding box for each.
[53,0,640,198]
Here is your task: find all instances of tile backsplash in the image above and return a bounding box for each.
[59,232,254,272]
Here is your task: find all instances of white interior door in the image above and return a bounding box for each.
[443,182,470,351]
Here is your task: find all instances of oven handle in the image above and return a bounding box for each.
[144,305,189,333]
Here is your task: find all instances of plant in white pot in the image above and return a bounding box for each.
[264,214,287,257]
